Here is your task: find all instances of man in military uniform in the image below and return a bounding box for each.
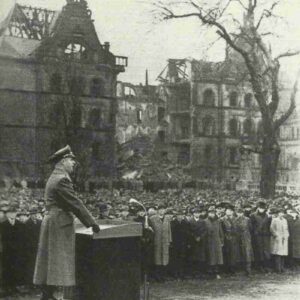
[33,145,100,300]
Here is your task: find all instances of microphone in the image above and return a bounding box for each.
[129,198,149,228]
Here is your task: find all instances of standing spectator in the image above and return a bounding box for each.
[189,208,207,278]
[251,201,271,272]
[169,210,189,280]
[289,207,300,264]
[1,203,23,296]
[133,208,154,280]
[270,207,289,273]
[0,203,8,296]
[235,208,254,276]
[221,205,239,274]
[149,204,172,282]
[204,207,224,279]
[25,207,42,286]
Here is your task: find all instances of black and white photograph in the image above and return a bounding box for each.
[1,0,300,299]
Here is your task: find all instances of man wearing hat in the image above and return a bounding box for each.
[0,203,8,295]
[149,204,172,282]
[221,204,239,274]
[169,210,189,280]
[33,145,100,300]
[188,207,207,278]
[270,207,289,273]
[204,206,224,279]
[250,201,271,272]
[1,202,23,296]
[25,206,42,287]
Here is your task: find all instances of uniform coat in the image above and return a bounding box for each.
[270,217,289,256]
[289,217,300,258]
[235,215,254,263]
[1,219,24,287]
[189,217,207,262]
[33,165,97,286]
[149,214,172,266]
[25,218,41,284]
[221,216,240,266]
[204,217,224,266]
[250,212,271,261]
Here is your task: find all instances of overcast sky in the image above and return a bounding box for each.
[1,0,300,85]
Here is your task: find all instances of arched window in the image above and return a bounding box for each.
[92,142,101,160]
[88,108,102,128]
[203,115,215,136]
[204,145,213,162]
[177,150,190,165]
[158,130,166,143]
[50,73,62,93]
[244,93,253,108]
[157,107,165,122]
[229,92,238,107]
[203,89,215,106]
[90,78,104,97]
[229,147,238,164]
[243,118,253,136]
[65,43,87,60]
[229,119,238,137]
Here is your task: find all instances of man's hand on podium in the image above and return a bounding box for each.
[92,224,100,233]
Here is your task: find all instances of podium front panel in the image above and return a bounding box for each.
[75,222,142,300]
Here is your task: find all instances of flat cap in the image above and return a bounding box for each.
[48,145,76,164]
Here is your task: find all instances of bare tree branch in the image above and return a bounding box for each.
[275,50,300,61]
[255,1,280,30]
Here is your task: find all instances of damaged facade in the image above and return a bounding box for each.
[158,57,300,190]
[0,0,127,186]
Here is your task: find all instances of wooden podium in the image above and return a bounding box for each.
[75,220,143,300]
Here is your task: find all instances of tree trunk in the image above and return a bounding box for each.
[260,136,280,199]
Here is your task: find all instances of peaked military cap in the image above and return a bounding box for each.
[48,145,76,164]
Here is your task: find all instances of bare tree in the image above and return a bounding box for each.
[152,0,300,199]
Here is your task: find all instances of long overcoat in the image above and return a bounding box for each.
[250,212,271,261]
[189,217,207,262]
[1,219,24,287]
[221,216,240,266]
[270,217,289,256]
[33,165,97,286]
[235,215,253,263]
[204,217,224,266]
[289,217,300,258]
[149,214,172,266]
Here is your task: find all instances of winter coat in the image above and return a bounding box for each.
[204,217,224,266]
[189,217,207,262]
[1,219,24,287]
[149,214,172,266]
[270,217,289,256]
[250,212,271,261]
[221,216,240,266]
[235,215,254,263]
[289,217,300,258]
[33,165,97,286]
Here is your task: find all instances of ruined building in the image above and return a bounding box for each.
[0,0,127,186]
[158,57,300,190]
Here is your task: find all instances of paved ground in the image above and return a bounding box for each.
[2,270,300,299]
[148,270,300,300]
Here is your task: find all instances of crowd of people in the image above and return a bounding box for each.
[0,187,300,296]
